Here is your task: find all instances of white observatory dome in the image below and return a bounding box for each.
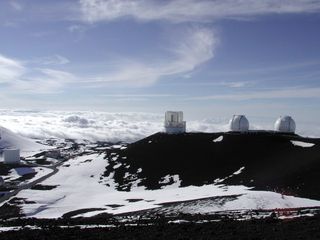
[274,116,296,133]
[229,115,249,132]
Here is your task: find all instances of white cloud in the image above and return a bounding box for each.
[79,0,320,23]
[219,81,254,88]
[0,53,75,93]
[9,1,23,11]
[0,54,25,83]
[99,93,184,102]
[83,27,216,87]
[0,111,164,142]
[191,87,320,101]
[68,24,88,33]
[12,68,75,94]
[210,61,320,77]
[102,94,180,98]
[31,55,70,65]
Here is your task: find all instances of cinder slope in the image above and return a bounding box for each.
[105,132,320,199]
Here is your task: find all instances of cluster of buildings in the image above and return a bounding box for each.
[164,111,296,134]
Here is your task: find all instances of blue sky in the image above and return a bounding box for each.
[0,0,320,120]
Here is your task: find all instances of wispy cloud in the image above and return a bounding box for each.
[0,53,74,93]
[0,54,25,83]
[9,1,23,11]
[12,68,75,94]
[0,1,80,25]
[82,27,217,87]
[209,61,320,77]
[190,87,320,101]
[30,31,55,38]
[79,0,320,23]
[100,93,184,102]
[102,94,181,98]
[218,81,255,88]
[1,27,216,92]
[30,55,70,65]
[68,24,88,33]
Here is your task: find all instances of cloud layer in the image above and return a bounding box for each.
[80,0,320,23]
[0,110,319,143]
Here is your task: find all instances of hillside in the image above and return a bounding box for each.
[0,127,44,153]
[1,131,320,220]
[105,132,320,199]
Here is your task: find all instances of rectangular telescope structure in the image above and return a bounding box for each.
[164,111,186,134]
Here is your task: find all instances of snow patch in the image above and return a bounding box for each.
[214,167,245,183]
[11,152,320,219]
[233,167,245,175]
[12,154,251,218]
[168,220,190,224]
[2,167,53,185]
[113,163,122,169]
[168,191,320,215]
[159,174,181,188]
[213,136,223,142]
[291,140,315,148]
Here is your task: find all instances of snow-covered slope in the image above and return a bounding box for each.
[0,126,45,155]
[13,149,320,219]
[2,132,320,219]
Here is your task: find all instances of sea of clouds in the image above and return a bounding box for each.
[0,110,319,143]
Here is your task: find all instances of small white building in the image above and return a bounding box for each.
[229,115,249,132]
[164,111,186,134]
[3,149,20,164]
[274,116,296,133]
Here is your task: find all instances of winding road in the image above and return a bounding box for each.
[0,160,65,204]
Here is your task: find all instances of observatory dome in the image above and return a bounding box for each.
[274,116,296,133]
[229,115,249,132]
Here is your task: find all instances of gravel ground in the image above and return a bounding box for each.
[1,215,320,240]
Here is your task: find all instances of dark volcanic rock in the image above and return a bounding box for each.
[2,216,320,240]
[30,185,58,190]
[104,132,320,199]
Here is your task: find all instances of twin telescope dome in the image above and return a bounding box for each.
[228,115,296,133]
[164,111,296,134]
[229,115,249,132]
[274,116,296,133]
